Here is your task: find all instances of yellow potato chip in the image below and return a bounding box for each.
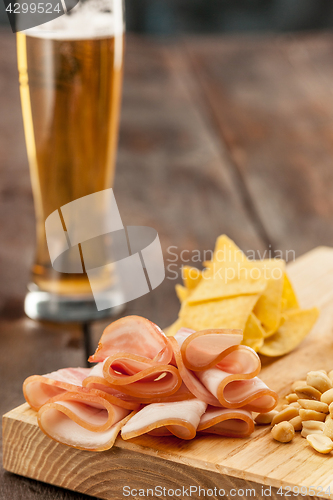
[164,318,184,337]
[188,260,267,305]
[212,234,247,264]
[259,307,319,357]
[242,313,265,352]
[253,259,286,335]
[281,273,299,311]
[175,284,190,303]
[167,234,318,358]
[179,294,259,331]
[182,266,202,290]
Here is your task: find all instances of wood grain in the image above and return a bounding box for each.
[185,34,333,258]
[3,247,333,500]
[0,31,265,326]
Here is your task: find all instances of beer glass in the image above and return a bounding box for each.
[17,0,125,321]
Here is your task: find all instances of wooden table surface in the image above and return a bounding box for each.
[1,29,333,499]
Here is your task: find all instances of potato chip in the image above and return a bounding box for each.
[242,313,265,352]
[175,284,190,303]
[281,273,299,312]
[182,266,202,290]
[212,234,247,265]
[187,260,267,305]
[259,308,319,357]
[165,234,318,357]
[179,294,259,332]
[253,259,285,336]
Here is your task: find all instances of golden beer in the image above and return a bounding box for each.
[17,16,124,304]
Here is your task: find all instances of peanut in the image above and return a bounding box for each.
[254,410,279,425]
[298,399,329,413]
[307,371,332,393]
[271,421,295,443]
[321,388,333,405]
[328,370,333,383]
[291,380,306,392]
[301,420,325,438]
[295,385,321,401]
[289,415,302,431]
[307,434,333,454]
[282,402,300,410]
[329,402,333,417]
[323,416,333,439]
[285,393,298,403]
[299,409,326,422]
[271,407,299,426]
[289,402,301,409]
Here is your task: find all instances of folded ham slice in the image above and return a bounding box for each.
[89,315,173,364]
[121,399,207,440]
[37,392,133,451]
[83,363,193,404]
[178,328,244,371]
[169,336,222,406]
[23,316,278,451]
[101,354,182,399]
[198,407,254,437]
[87,316,181,399]
[196,369,278,412]
[24,367,139,411]
[171,329,277,412]
[23,368,90,411]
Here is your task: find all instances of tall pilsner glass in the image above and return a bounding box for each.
[17,0,125,322]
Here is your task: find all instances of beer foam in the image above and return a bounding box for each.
[23,0,124,39]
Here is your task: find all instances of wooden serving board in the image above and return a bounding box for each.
[4,247,333,500]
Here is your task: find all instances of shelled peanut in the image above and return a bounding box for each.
[255,369,333,454]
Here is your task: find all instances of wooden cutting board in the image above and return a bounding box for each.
[3,247,333,500]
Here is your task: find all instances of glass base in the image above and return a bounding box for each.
[24,284,125,322]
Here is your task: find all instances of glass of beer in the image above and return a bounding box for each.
[16,0,125,322]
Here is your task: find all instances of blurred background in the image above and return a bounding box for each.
[2,0,333,33]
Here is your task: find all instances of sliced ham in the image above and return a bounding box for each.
[82,363,141,409]
[23,316,278,451]
[37,392,133,451]
[24,367,139,411]
[197,369,278,412]
[169,336,222,406]
[171,329,277,412]
[89,315,173,364]
[23,368,90,411]
[177,328,244,371]
[198,407,254,437]
[101,354,182,399]
[87,316,181,399]
[121,399,207,440]
[83,364,193,404]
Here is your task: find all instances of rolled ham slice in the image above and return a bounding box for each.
[89,315,173,364]
[37,392,134,451]
[198,407,254,437]
[169,336,222,406]
[23,368,90,411]
[121,399,207,440]
[101,354,182,399]
[171,329,277,412]
[197,369,278,412]
[83,363,193,404]
[24,367,139,411]
[177,328,244,371]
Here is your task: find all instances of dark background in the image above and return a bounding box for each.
[1,0,333,33]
